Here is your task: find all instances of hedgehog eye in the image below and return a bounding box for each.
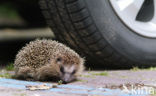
[56,57,62,62]
[60,66,64,73]
[72,70,76,74]
[48,58,51,63]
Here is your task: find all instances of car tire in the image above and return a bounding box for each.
[39,0,156,68]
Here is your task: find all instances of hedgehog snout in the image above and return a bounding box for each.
[59,65,77,83]
[62,73,71,83]
[60,72,76,83]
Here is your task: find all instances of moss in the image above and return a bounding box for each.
[131,66,156,71]
[14,93,27,96]
[77,80,88,82]
[20,93,27,96]
[120,76,128,79]
[81,75,95,78]
[147,67,156,71]
[6,63,14,71]
[91,72,108,76]
[0,73,12,78]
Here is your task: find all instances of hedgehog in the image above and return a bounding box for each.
[14,39,84,83]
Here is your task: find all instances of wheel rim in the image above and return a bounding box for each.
[109,0,156,38]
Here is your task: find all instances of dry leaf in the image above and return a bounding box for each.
[26,84,52,91]
[52,84,58,88]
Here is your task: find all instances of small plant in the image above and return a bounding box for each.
[6,63,14,71]
[58,80,63,85]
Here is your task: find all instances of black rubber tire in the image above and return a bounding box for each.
[39,0,156,68]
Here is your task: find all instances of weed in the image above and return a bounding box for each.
[58,80,63,85]
[6,63,14,71]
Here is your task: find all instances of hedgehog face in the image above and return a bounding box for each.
[54,55,80,83]
[59,64,77,83]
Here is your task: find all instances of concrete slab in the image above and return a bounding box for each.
[0,27,53,40]
[0,78,146,96]
[1,66,156,96]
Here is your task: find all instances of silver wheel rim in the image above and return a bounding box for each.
[109,0,156,38]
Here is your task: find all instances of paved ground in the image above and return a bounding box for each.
[0,69,156,96]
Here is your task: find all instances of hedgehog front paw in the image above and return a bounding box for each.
[15,67,34,80]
